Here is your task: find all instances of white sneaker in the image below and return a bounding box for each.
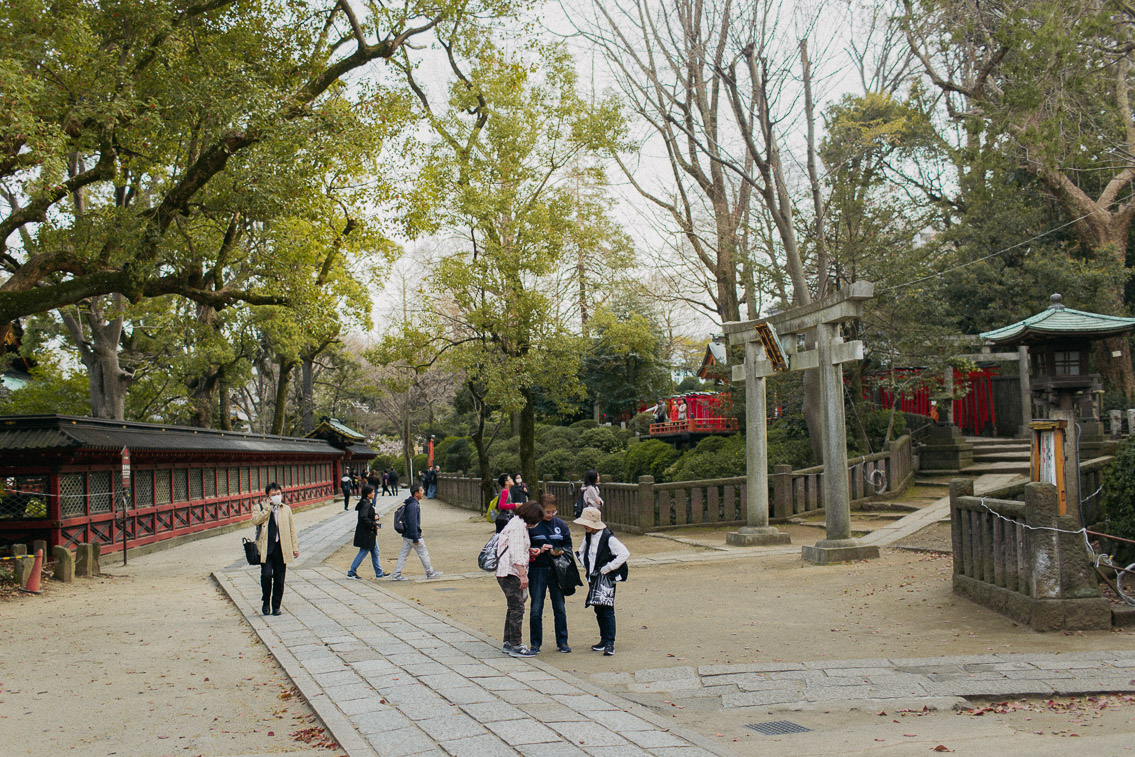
[391,575,408,581]
[426,571,444,579]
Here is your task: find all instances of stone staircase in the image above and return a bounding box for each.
[961,436,1031,475]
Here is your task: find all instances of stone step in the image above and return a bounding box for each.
[972,450,1032,463]
[961,461,1032,474]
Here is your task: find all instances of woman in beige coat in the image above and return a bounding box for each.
[250,482,300,616]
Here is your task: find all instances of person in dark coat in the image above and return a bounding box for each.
[510,473,530,504]
[340,471,353,511]
[388,468,400,493]
[347,486,385,579]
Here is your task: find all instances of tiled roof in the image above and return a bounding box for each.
[980,294,1135,345]
[0,415,341,454]
[307,417,366,442]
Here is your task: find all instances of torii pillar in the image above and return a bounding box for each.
[724,281,881,564]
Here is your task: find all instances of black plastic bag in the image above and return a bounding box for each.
[553,552,583,596]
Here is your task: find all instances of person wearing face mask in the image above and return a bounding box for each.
[250,482,300,616]
[509,473,530,504]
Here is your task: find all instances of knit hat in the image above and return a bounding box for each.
[573,506,606,530]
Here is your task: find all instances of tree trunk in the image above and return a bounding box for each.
[301,357,315,434]
[271,359,294,435]
[402,412,414,487]
[519,386,537,498]
[218,368,232,430]
[60,299,132,420]
[469,386,494,512]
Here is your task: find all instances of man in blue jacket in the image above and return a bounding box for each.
[390,484,443,581]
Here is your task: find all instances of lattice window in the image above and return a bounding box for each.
[218,469,229,496]
[134,469,154,508]
[60,473,86,517]
[229,468,238,495]
[260,466,268,490]
[89,471,112,514]
[240,467,249,493]
[203,468,216,498]
[189,469,202,500]
[155,469,172,505]
[1,475,51,520]
[292,465,298,486]
[304,465,310,484]
[173,469,188,502]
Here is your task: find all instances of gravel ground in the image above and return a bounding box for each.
[1,501,345,757]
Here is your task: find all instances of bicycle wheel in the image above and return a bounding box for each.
[1116,562,1135,605]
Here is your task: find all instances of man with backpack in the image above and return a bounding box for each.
[389,484,443,581]
[340,471,353,511]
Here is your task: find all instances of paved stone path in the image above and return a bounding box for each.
[859,473,1023,549]
[593,651,1135,709]
[215,487,1135,756]
[215,502,726,757]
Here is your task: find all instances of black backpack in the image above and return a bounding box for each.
[573,485,586,518]
[393,504,407,535]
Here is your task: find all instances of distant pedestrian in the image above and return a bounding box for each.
[367,469,381,495]
[510,473,530,504]
[529,494,572,654]
[496,500,544,658]
[677,399,687,421]
[582,469,603,510]
[427,465,439,499]
[390,484,443,581]
[388,468,399,493]
[652,399,667,424]
[347,485,385,580]
[495,474,517,533]
[381,470,392,496]
[340,472,353,511]
[575,506,629,656]
[251,482,300,617]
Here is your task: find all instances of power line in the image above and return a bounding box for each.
[877,206,1109,295]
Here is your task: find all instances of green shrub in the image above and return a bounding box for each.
[597,450,627,482]
[625,439,681,483]
[570,419,599,430]
[538,449,575,480]
[411,453,428,479]
[665,434,746,481]
[441,437,473,472]
[766,417,815,469]
[579,427,620,453]
[574,447,605,476]
[630,411,653,435]
[1100,436,1135,561]
[862,408,907,452]
[539,426,579,451]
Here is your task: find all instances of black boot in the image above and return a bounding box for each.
[262,603,270,615]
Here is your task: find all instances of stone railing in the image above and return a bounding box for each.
[949,478,1110,631]
[771,435,913,519]
[436,434,912,532]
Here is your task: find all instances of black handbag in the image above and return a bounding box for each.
[243,536,260,565]
[553,551,583,596]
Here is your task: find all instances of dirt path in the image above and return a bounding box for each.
[1,501,345,757]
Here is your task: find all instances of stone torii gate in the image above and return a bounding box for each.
[723,280,881,564]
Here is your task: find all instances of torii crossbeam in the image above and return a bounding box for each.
[724,280,881,564]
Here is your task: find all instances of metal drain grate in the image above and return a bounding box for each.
[744,720,812,736]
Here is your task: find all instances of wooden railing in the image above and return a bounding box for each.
[436,434,913,532]
[771,435,914,519]
[949,478,1110,631]
[648,417,739,436]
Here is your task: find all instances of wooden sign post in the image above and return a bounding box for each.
[724,281,880,563]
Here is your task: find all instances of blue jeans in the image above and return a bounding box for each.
[348,546,382,577]
[427,484,436,498]
[529,563,568,649]
[593,604,616,646]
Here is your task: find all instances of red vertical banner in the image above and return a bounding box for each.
[427,437,435,467]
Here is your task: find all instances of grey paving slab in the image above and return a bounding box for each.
[214,516,725,757]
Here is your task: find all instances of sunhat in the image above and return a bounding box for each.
[573,506,606,530]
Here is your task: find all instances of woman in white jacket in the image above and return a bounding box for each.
[496,500,544,658]
[574,506,629,656]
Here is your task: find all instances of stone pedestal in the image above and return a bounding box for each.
[75,542,101,577]
[14,556,35,586]
[727,526,791,546]
[801,538,880,564]
[11,544,27,557]
[32,539,47,557]
[53,546,74,582]
[918,423,974,471]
